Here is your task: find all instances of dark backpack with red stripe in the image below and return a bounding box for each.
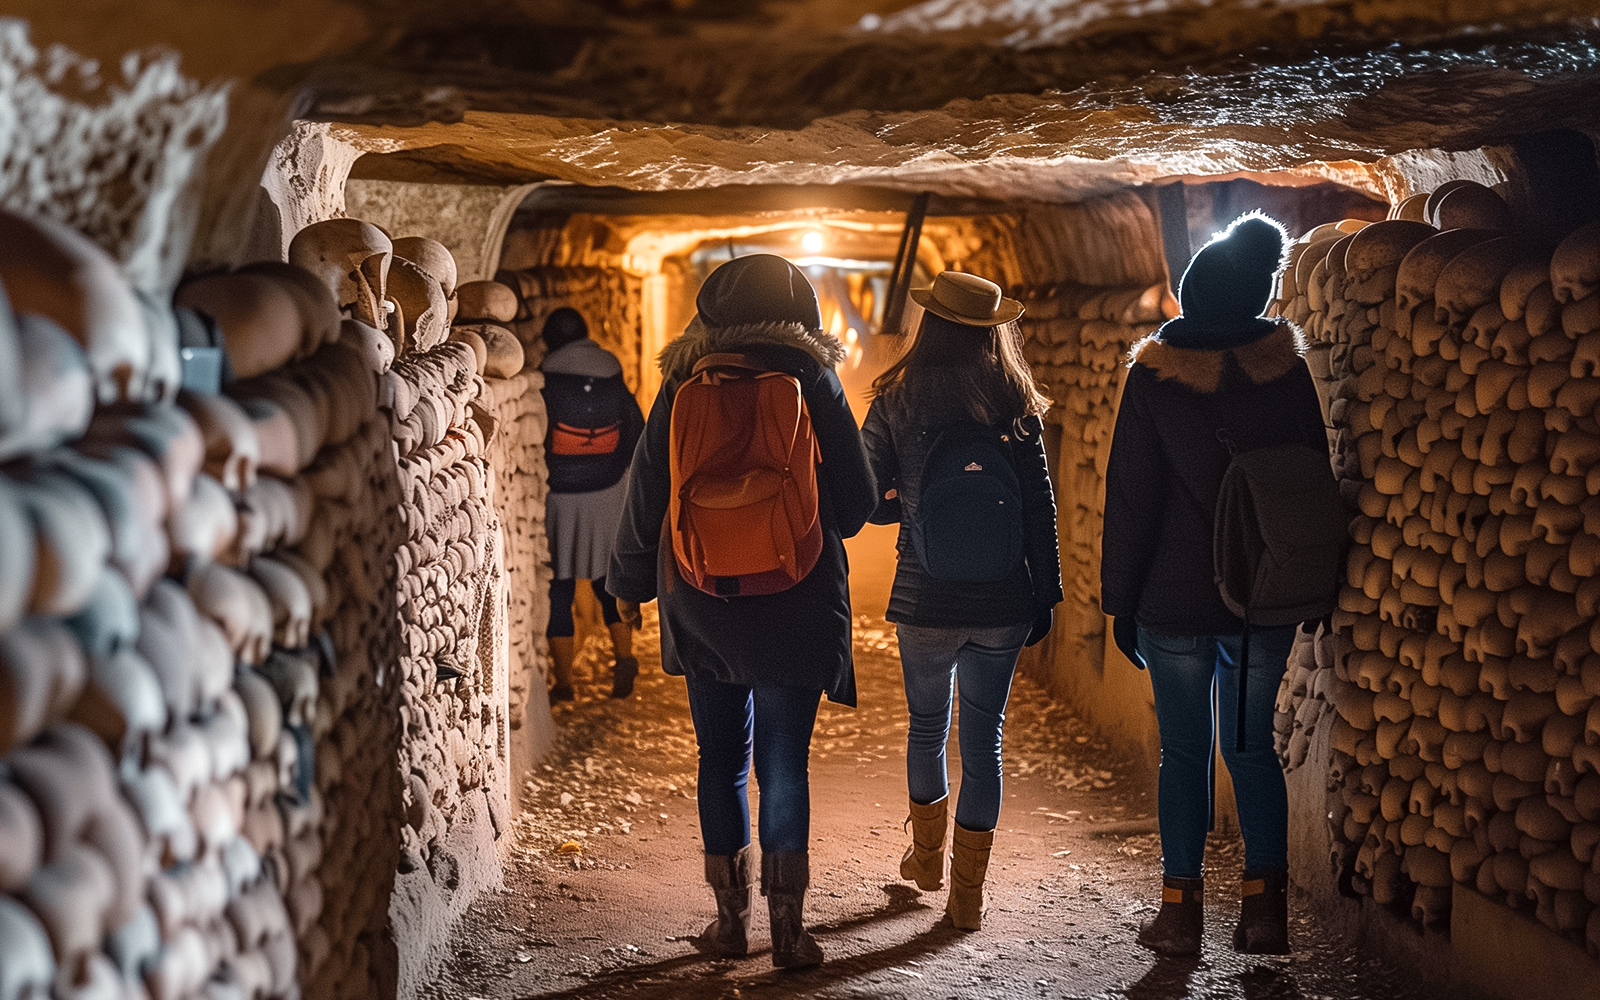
[543,371,633,493]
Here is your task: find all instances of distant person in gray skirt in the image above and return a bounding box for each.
[540,307,646,700]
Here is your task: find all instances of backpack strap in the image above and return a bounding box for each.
[691,352,763,376]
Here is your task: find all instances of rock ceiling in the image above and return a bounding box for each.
[14,0,1600,207]
[321,0,1600,200]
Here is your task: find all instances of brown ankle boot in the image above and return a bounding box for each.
[696,847,751,956]
[900,797,948,891]
[1232,870,1289,954]
[762,850,823,968]
[1137,876,1204,956]
[945,824,994,931]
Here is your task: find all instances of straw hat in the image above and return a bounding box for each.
[910,271,1023,327]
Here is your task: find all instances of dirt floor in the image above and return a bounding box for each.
[422,585,1474,1000]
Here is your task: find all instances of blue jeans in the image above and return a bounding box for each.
[896,622,1031,832]
[685,676,821,856]
[1138,623,1295,880]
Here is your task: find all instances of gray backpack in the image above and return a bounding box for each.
[1212,438,1345,753]
[1216,438,1344,620]
[1213,441,1345,628]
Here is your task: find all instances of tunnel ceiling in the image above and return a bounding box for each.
[304,0,1600,201]
[10,0,1600,218]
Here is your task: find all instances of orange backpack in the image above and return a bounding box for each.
[668,353,823,597]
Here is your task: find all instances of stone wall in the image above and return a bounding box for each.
[1273,183,1600,958]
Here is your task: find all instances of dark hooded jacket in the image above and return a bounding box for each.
[606,317,877,704]
[861,376,1062,627]
[1100,323,1328,636]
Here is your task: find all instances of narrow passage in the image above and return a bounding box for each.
[426,610,1477,1000]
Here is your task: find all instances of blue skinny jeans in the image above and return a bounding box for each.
[896,622,1030,832]
[1137,623,1295,879]
[685,676,821,856]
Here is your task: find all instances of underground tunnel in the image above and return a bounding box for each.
[2,2,1600,999]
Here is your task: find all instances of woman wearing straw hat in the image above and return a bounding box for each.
[861,270,1063,930]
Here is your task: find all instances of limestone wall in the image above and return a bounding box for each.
[1273,183,1600,952]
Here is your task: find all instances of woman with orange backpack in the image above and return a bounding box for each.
[861,270,1062,931]
[608,254,876,968]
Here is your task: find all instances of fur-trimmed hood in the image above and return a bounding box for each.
[658,316,846,382]
[1126,322,1305,394]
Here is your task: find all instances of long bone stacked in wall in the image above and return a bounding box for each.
[1273,182,1600,949]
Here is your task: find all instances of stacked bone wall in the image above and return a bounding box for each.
[383,336,512,996]
[0,208,368,999]
[1017,281,1177,683]
[1276,185,1600,950]
[479,371,552,754]
[499,266,646,393]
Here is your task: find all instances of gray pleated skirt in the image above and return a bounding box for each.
[546,476,629,581]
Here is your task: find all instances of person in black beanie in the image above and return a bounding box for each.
[608,254,876,968]
[1101,213,1328,956]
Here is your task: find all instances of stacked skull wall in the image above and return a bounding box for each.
[1017,281,1176,675]
[455,278,548,739]
[1274,182,1600,950]
[284,223,540,997]
[0,208,335,999]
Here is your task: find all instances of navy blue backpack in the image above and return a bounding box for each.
[913,423,1025,582]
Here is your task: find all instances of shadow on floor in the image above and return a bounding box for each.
[510,888,966,1000]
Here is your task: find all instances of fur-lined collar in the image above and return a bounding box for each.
[1126,323,1305,393]
[658,316,846,382]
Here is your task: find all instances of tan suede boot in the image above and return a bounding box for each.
[899,796,948,891]
[945,824,994,931]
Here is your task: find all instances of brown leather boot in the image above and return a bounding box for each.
[945,824,994,931]
[900,796,948,891]
[696,847,751,957]
[762,850,823,968]
[1232,870,1289,954]
[1137,876,1204,956]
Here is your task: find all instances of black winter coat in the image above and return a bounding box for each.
[607,319,877,705]
[861,378,1063,628]
[1101,324,1328,637]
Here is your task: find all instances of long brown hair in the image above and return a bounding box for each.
[871,311,1051,424]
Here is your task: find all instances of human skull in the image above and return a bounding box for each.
[0,208,150,404]
[392,236,458,321]
[175,273,303,380]
[288,219,392,329]
[250,557,312,649]
[235,260,342,357]
[387,256,449,354]
[178,389,259,493]
[187,562,272,667]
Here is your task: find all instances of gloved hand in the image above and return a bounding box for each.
[617,599,643,629]
[1024,603,1054,647]
[1113,615,1145,670]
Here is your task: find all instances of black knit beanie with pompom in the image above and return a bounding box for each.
[1164,212,1289,349]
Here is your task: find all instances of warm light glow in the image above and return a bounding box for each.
[801,230,825,254]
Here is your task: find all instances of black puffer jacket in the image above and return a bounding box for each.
[1101,323,1328,636]
[861,376,1063,627]
[607,318,877,704]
